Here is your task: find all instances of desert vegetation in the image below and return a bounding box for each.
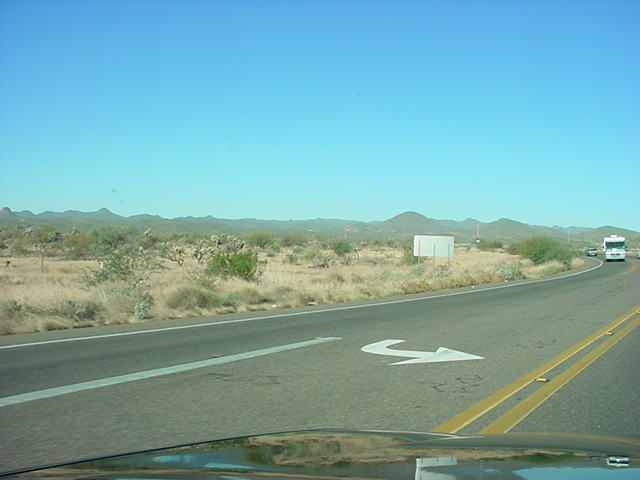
[0,226,583,335]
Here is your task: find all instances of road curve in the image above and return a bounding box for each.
[1,257,638,473]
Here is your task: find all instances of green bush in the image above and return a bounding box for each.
[330,240,353,257]
[508,237,577,266]
[205,251,265,281]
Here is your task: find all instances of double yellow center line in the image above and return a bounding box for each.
[433,305,640,435]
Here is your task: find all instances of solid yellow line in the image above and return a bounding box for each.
[432,305,640,434]
[481,314,640,434]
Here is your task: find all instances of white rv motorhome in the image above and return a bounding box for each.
[603,234,626,261]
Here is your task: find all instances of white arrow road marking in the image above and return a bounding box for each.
[361,339,484,365]
[0,337,340,408]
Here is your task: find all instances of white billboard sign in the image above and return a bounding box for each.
[413,235,454,258]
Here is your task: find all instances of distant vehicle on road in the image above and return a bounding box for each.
[584,246,597,256]
[603,235,626,261]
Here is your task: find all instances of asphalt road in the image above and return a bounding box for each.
[1,257,638,473]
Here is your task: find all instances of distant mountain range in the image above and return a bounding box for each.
[1,207,637,243]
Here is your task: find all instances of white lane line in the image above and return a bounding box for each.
[0,337,340,408]
[0,260,603,351]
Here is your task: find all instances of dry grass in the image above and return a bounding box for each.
[0,246,584,335]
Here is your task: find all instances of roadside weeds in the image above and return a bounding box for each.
[0,247,585,335]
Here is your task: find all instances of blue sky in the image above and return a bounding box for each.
[1,0,638,230]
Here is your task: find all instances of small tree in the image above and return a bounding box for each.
[31,225,61,272]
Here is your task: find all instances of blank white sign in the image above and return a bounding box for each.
[413,235,454,258]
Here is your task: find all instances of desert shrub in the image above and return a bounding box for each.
[411,265,427,276]
[90,227,130,255]
[538,261,567,277]
[187,234,245,264]
[327,273,345,284]
[54,300,104,322]
[205,251,265,281]
[270,241,282,253]
[280,234,309,248]
[330,240,353,257]
[477,240,503,251]
[160,242,186,266]
[30,225,62,271]
[339,256,352,266]
[8,237,30,255]
[245,233,273,249]
[497,262,525,280]
[300,244,322,262]
[86,242,162,286]
[0,299,25,320]
[134,298,152,319]
[434,264,452,277]
[508,237,577,266]
[166,287,220,309]
[310,254,333,268]
[61,231,93,258]
[99,284,153,318]
[271,285,294,296]
[398,278,433,294]
[401,241,419,264]
[226,287,272,305]
[296,291,317,305]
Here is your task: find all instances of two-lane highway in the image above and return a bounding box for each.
[1,257,638,473]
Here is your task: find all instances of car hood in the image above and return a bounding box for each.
[4,429,639,480]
